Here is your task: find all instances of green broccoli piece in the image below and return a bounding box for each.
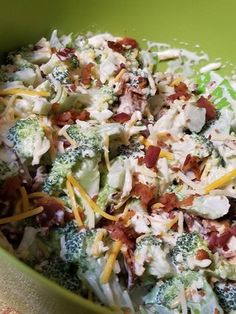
[7,117,50,165]
[8,53,34,70]
[144,271,223,313]
[191,132,225,167]
[214,282,236,313]
[211,258,236,281]
[66,125,103,153]
[59,227,134,310]
[43,146,95,195]
[118,137,144,159]
[38,255,82,293]
[134,235,172,279]
[171,232,211,271]
[60,228,97,266]
[52,66,70,84]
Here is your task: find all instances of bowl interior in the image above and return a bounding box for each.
[0,0,236,313]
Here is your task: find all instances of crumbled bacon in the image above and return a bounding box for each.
[217,230,232,248]
[197,96,216,120]
[0,176,21,200]
[196,249,210,260]
[230,224,236,236]
[54,109,90,126]
[81,62,94,85]
[208,231,218,250]
[104,222,138,249]
[112,112,131,123]
[132,183,155,206]
[158,193,179,212]
[182,154,201,180]
[57,48,76,60]
[118,37,138,49]
[138,77,149,89]
[107,40,124,53]
[144,145,161,168]
[168,82,191,101]
[178,195,195,207]
[35,197,66,228]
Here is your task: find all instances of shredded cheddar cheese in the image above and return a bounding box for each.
[67,174,118,221]
[66,180,84,227]
[159,150,174,160]
[0,206,44,225]
[204,169,236,194]
[114,68,126,82]
[166,215,179,229]
[20,186,29,212]
[91,229,107,257]
[0,88,50,97]
[28,192,49,199]
[15,199,22,214]
[100,240,122,284]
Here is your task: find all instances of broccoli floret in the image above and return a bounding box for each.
[43,146,95,195]
[8,54,34,70]
[52,66,70,84]
[7,117,50,165]
[60,227,134,310]
[171,232,211,271]
[134,235,172,278]
[211,258,236,281]
[66,125,103,153]
[99,85,117,105]
[214,282,236,313]
[191,133,225,167]
[144,271,223,313]
[38,255,82,293]
[118,137,144,158]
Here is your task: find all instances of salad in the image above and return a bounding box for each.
[0,30,236,314]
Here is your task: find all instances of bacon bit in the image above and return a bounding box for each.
[230,224,236,236]
[107,40,124,53]
[112,112,131,123]
[196,249,210,260]
[197,96,216,120]
[158,193,179,212]
[182,154,201,180]
[118,37,138,49]
[104,222,138,249]
[208,231,218,250]
[144,145,161,168]
[68,83,77,92]
[217,230,232,247]
[54,109,90,126]
[35,197,65,228]
[178,195,195,207]
[81,62,94,85]
[51,103,60,113]
[132,183,155,206]
[138,77,149,89]
[0,176,21,200]
[137,157,145,165]
[57,48,75,60]
[168,82,191,101]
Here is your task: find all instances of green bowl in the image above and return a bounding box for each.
[0,0,236,312]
